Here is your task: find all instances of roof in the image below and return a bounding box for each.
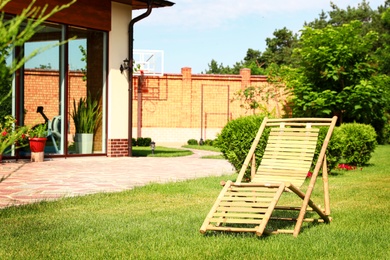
[112,0,175,10]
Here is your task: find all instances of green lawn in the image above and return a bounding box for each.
[132,146,193,157]
[0,146,389,259]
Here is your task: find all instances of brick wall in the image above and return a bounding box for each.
[24,69,86,128]
[23,67,286,156]
[131,67,285,144]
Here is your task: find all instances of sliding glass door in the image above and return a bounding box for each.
[15,21,107,157]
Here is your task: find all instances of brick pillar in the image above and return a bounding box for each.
[181,67,193,127]
[240,68,251,89]
[107,139,129,157]
[182,67,192,81]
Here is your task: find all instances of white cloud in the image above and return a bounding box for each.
[135,0,384,31]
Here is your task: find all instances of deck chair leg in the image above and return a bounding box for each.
[255,183,285,236]
[200,180,233,234]
[288,183,330,237]
[322,155,331,215]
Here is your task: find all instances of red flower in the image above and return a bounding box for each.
[337,164,357,171]
[307,171,313,178]
[2,131,7,136]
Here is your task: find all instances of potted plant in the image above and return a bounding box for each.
[28,123,48,153]
[70,95,102,154]
[0,115,29,162]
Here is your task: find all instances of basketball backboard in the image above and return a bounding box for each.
[133,49,164,76]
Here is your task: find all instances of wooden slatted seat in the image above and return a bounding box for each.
[200,117,337,237]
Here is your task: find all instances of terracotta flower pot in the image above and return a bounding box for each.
[29,137,47,153]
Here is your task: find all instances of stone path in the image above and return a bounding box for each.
[0,149,234,208]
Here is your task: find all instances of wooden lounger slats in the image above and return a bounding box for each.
[200,117,337,237]
[200,183,285,235]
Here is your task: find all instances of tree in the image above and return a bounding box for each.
[203,59,235,74]
[261,27,298,68]
[305,0,390,76]
[0,0,75,122]
[287,20,388,141]
[305,0,376,29]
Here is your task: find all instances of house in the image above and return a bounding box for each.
[3,0,284,158]
[2,0,175,158]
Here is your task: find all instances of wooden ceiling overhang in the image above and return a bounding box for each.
[2,0,175,31]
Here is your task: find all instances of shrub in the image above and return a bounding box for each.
[136,137,152,147]
[215,114,268,179]
[338,123,377,166]
[187,139,198,145]
[383,124,390,144]
[132,138,137,147]
[312,127,343,173]
[204,139,214,146]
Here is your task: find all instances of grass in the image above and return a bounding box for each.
[1,146,390,259]
[182,144,221,152]
[183,145,225,159]
[132,146,193,157]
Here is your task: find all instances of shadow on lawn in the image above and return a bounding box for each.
[201,210,322,239]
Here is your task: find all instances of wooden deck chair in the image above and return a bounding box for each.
[200,117,337,237]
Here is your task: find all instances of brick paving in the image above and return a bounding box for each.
[0,149,234,209]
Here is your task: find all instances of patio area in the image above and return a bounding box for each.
[0,149,234,208]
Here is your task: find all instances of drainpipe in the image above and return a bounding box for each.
[127,0,153,157]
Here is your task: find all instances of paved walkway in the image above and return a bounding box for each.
[0,149,234,209]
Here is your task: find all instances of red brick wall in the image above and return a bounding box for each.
[131,67,283,129]
[24,69,86,128]
[23,67,286,156]
[107,139,128,157]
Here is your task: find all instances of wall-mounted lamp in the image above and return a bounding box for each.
[120,58,130,74]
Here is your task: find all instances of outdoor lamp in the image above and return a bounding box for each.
[150,141,156,155]
[120,58,130,74]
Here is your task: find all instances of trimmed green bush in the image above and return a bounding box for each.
[312,127,343,173]
[136,137,152,147]
[338,122,377,166]
[187,139,198,145]
[204,139,214,146]
[215,114,269,179]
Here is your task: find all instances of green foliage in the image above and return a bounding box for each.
[286,21,388,139]
[78,45,87,81]
[204,27,298,75]
[203,139,214,146]
[136,137,152,147]
[215,114,269,178]
[338,122,378,166]
[187,139,198,145]
[70,95,102,134]
[260,27,299,68]
[312,127,343,173]
[0,115,29,154]
[29,123,47,138]
[231,85,280,116]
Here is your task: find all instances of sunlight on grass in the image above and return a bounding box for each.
[0,146,389,259]
[182,144,221,152]
[132,146,192,157]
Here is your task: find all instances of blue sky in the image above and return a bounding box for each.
[133,0,385,74]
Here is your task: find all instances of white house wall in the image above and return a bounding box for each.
[108,2,132,140]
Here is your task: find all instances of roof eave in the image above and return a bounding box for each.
[112,0,175,10]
